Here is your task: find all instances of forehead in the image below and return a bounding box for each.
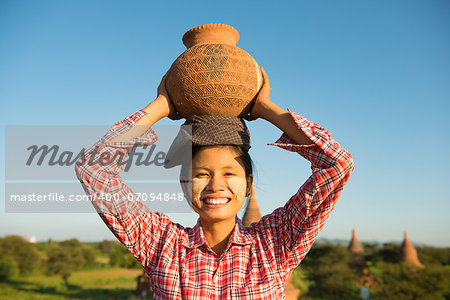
[192,146,244,169]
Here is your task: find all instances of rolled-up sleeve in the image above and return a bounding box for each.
[253,109,355,279]
[75,110,181,274]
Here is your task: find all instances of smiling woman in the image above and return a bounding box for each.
[186,145,252,255]
[75,67,354,299]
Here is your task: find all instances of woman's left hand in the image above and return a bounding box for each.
[244,67,314,145]
[245,67,274,121]
[155,73,181,120]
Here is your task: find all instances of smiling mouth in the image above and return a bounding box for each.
[201,197,231,205]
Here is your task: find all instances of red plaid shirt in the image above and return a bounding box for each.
[75,109,354,299]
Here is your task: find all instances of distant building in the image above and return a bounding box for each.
[29,235,37,243]
[242,185,262,227]
[347,229,376,288]
[399,231,424,268]
[348,229,364,255]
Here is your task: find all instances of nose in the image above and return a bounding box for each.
[206,174,227,192]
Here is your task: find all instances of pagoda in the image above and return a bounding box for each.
[347,229,375,287]
[399,231,424,268]
[348,229,364,255]
[242,185,262,226]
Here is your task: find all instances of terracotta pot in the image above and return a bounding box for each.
[166,23,263,118]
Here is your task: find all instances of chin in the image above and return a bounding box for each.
[199,212,237,223]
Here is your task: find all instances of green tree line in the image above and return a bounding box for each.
[0,235,141,286]
[293,242,450,299]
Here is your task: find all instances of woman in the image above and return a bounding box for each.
[75,67,354,299]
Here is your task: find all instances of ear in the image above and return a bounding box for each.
[245,175,254,197]
[180,164,193,203]
[180,179,192,204]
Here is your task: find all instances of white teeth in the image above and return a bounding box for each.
[203,198,229,204]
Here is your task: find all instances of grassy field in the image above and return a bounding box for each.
[0,267,151,300]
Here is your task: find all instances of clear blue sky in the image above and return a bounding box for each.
[1,0,449,247]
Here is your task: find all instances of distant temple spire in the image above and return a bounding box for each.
[242,185,262,227]
[347,229,375,287]
[399,231,424,268]
[348,229,364,255]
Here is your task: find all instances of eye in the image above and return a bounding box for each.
[194,173,209,178]
[224,172,235,176]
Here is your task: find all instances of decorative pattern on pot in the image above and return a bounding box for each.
[166,23,263,118]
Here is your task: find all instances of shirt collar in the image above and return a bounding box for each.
[181,217,255,249]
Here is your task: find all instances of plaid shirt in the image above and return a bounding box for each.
[75,109,354,299]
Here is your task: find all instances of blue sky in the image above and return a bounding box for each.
[1,0,449,247]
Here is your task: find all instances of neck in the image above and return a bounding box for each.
[200,217,237,256]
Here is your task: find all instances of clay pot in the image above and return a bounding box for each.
[166,23,263,118]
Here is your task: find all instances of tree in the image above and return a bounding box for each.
[59,238,96,268]
[98,240,121,255]
[301,243,360,299]
[108,243,141,269]
[372,242,401,264]
[416,246,450,266]
[0,256,19,281]
[108,246,128,267]
[46,244,84,286]
[82,246,96,267]
[0,235,40,275]
[45,238,97,286]
[291,266,313,297]
[371,262,450,299]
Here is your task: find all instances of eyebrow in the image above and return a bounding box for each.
[192,166,238,171]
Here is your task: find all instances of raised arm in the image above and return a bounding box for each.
[246,67,355,279]
[75,74,181,274]
[245,67,313,146]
